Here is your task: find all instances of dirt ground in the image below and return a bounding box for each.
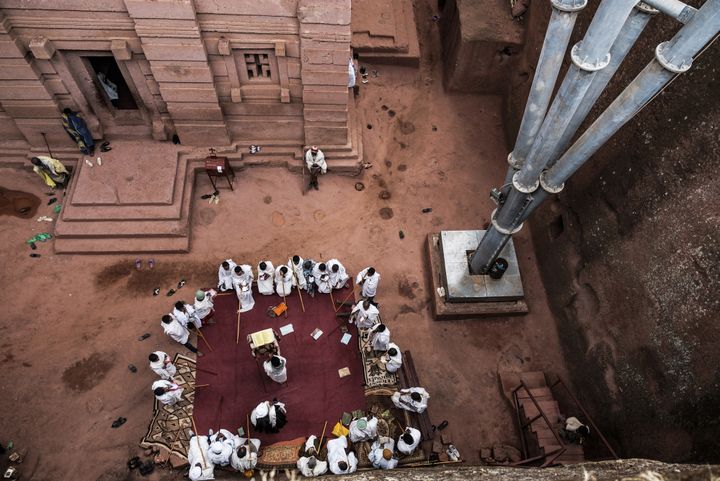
[0,2,569,480]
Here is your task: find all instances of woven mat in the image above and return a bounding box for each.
[140,354,196,459]
[257,437,306,469]
[358,323,398,389]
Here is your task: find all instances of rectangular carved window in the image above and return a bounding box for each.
[234,49,278,85]
[245,53,272,80]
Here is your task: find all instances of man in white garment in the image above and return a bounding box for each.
[302,259,317,297]
[382,344,403,373]
[397,427,421,455]
[350,299,379,328]
[288,255,307,290]
[194,289,217,325]
[161,314,202,356]
[356,266,380,303]
[327,435,358,475]
[369,323,390,352]
[326,259,349,289]
[152,379,183,406]
[391,387,430,413]
[148,351,176,380]
[250,400,287,433]
[368,437,398,470]
[274,265,294,297]
[348,416,378,443]
[312,262,332,294]
[207,428,235,466]
[173,300,201,329]
[230,435,261,472]
[233,265,255,312]
[187,431,215,480]
[263,355,287,384]
[257,261,275,295]
[305,146,327,191]
[218,259,237,292]
[297,435,328,477]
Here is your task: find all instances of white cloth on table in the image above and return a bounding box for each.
[397,427,421,455]
[230,436,261,472]
[369,323,390,351]
[356,267,380,298]
[207,428,235,466]
[312,264,332,294]
[327,435,358,474]
[257,261,275,295]
[288,256,307,290]
[305,149,327,174]
[218,259,237,291]
[188,434,215,480]
[368,437,398,470]
[391,387,430,413]
[194,289,216,320]
[327,259,349,289]
[348,416,378,443]
[274,265,294,297]
[351,301,379,329]
[152,379,183,405]
[263,355,288,383]
[383,342,403,373]
[162,315,190,345]
[149,350,176,380]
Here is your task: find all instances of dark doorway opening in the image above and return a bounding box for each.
[86,56,138,110]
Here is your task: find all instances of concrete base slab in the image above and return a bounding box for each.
[426,233,528,319]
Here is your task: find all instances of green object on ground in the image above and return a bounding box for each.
[27,233,53,244]
[53,204,62,213]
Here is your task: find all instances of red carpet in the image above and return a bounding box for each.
[194,285,364,444]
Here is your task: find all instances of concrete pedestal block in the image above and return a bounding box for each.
[28,37,56,60]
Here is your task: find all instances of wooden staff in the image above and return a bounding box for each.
[236,308,241,344]
[281,281,288,319]
[246,414,251,446]
[329,289,336,312]
[191,325,213,352]
[337,287,355,308]
[193,384,210,388]
[190,415,208,469]
[291,269,306,312]
[316,421,328,453]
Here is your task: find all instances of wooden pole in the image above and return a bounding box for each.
[246,414,251,446]
[41,132,54,158]
[236,308,241,344]
[281,281,288,318]
[192,326,213,352]
[291,269,306,312]
[190,415,208,469]
[317,420,328,453]
[193,384,210,388]
[329,289,336,313]
[337,288,355,308]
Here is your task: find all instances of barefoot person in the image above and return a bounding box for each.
[297,435,328,477]
[327,258,349,289]
[148,351,176,380]
[304,145,326,190]
[288,255,307,290]
[250,399,287,433]
[368,437,398,470]
[152,379,183,406]
[397,428,422,455]
[161,314,203,356]
[263,355,288,384]
[194,289,217,325]
[356,266,380,304]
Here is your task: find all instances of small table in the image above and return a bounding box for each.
[247,328,281,357]
[205,156,235,191]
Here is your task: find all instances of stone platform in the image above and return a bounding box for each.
[351,0,420,66]
[426,233,528,319]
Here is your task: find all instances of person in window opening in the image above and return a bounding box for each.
[97,72,119,107]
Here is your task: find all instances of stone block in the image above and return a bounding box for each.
[304,125,348,146]
[280,88,290,103]
[124,0,197,20]
[150,62,213,83]
[142,43,208,62]
[286,41,300,58]
[28,37,56,60]
[111,39,132,60]
[173,120,230,145]
[160,86,219,103]
[152,118,167,141]
[301,69,349,87]
[218,37,231,56]
[303,48,335,65]
[0,62,37,80]
[0,39,27,58]
[298,0,351,25]
[287,59,301,79]
[302,87,348,105]
[304,105,348,123]
[0,82,53,100]
[167,104,223,121]
[193,0,296,16]
[274,41,286,57]
[1,99,59,119]
[230,87,242,103]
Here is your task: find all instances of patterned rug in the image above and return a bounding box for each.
[140,354,197,459]
[358,322,398,390]
[257,437,307,469]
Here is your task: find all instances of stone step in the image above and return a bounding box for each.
[54,217,188,238]
[520,371,548,389]
[520,399,560,422]
[54,235,190,254]
[0,140,31,167]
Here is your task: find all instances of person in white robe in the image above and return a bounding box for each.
[327,435,357,475]
[351,299,379,328]
[230,436,261,472]
[305,146,327,191]
[194,289,217,324]
[391,387,430,413]
[297,435,327,477]
[382,343,403,373]
[327,259,350,289]
[207,428,235,466]
[257,261,275,295]
[218,259,237,292]
[188,431,215,480]
[312,262,332,294]
[173,301,201,329]
[148,351,176,380]
[396,427,421,455]
[302,259,317,297]
[288,255,307,290]
[368,437,398,470]
[152,379,183,406]
[274,265,294,297]
[369,323,390,352]
[97,72,119,104]
[263,355,287,383]
[250,400,287,433]
[233,265,255,312]
[356,266,380,301]
[348,416,378,443]
[161,314,202,355]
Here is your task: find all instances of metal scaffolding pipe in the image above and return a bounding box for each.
[543,0,720,192]
[508,0,586,171]
[546,3,657,167]
[643,0,697,23]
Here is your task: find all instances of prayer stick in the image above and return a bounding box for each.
[317,420,328,452]
[281,283,288,319]
[247,414,251,447]
[329,290,337,313]
[190,415,208,469]
[292,270,306,312]
[337,288,355,308]
[193,383,210,388]
[236,308,241,344]
[192,325,214,352]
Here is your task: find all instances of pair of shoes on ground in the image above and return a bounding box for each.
[135,258,155,270]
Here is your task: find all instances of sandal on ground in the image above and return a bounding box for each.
[111,417,127,428]
[135,259,142,270]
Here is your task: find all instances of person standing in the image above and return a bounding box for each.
[327,435,358,475]
[304,146,326,191]
[250,400,287,433]
[263,355,288,384]
[356,266,380,304]
[230,436,261,472]
[297,435,328,477]
[194,289,217,325]
[148,351,176,380]
[369,323,390,352]
[207,429,235,466]
[348,416,377,443]
[327,259,349,289]
[152,379,183,406]
[161,314,203,356]
[396,428,422,455]
[173,301,201,329]
[382,344,403,373]
[233,265,255,312]
[313,262,332,294]
[218,259,237,292]
[288,255,306,290]
[350,299,379,328]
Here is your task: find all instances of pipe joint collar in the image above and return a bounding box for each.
[540,171,565,194]
[507,152,522,169]
[490,208,524,235]
[551,0,587,12]
[512,171,540,194]
[571,42,611,72]
[655,41,692,73]
[635,2,659,14]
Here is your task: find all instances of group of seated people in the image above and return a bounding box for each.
[186,427,261,480]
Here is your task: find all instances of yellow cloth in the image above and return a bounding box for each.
[332,422,349,438]
[33,155,69,188]
[33,167,57,188]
